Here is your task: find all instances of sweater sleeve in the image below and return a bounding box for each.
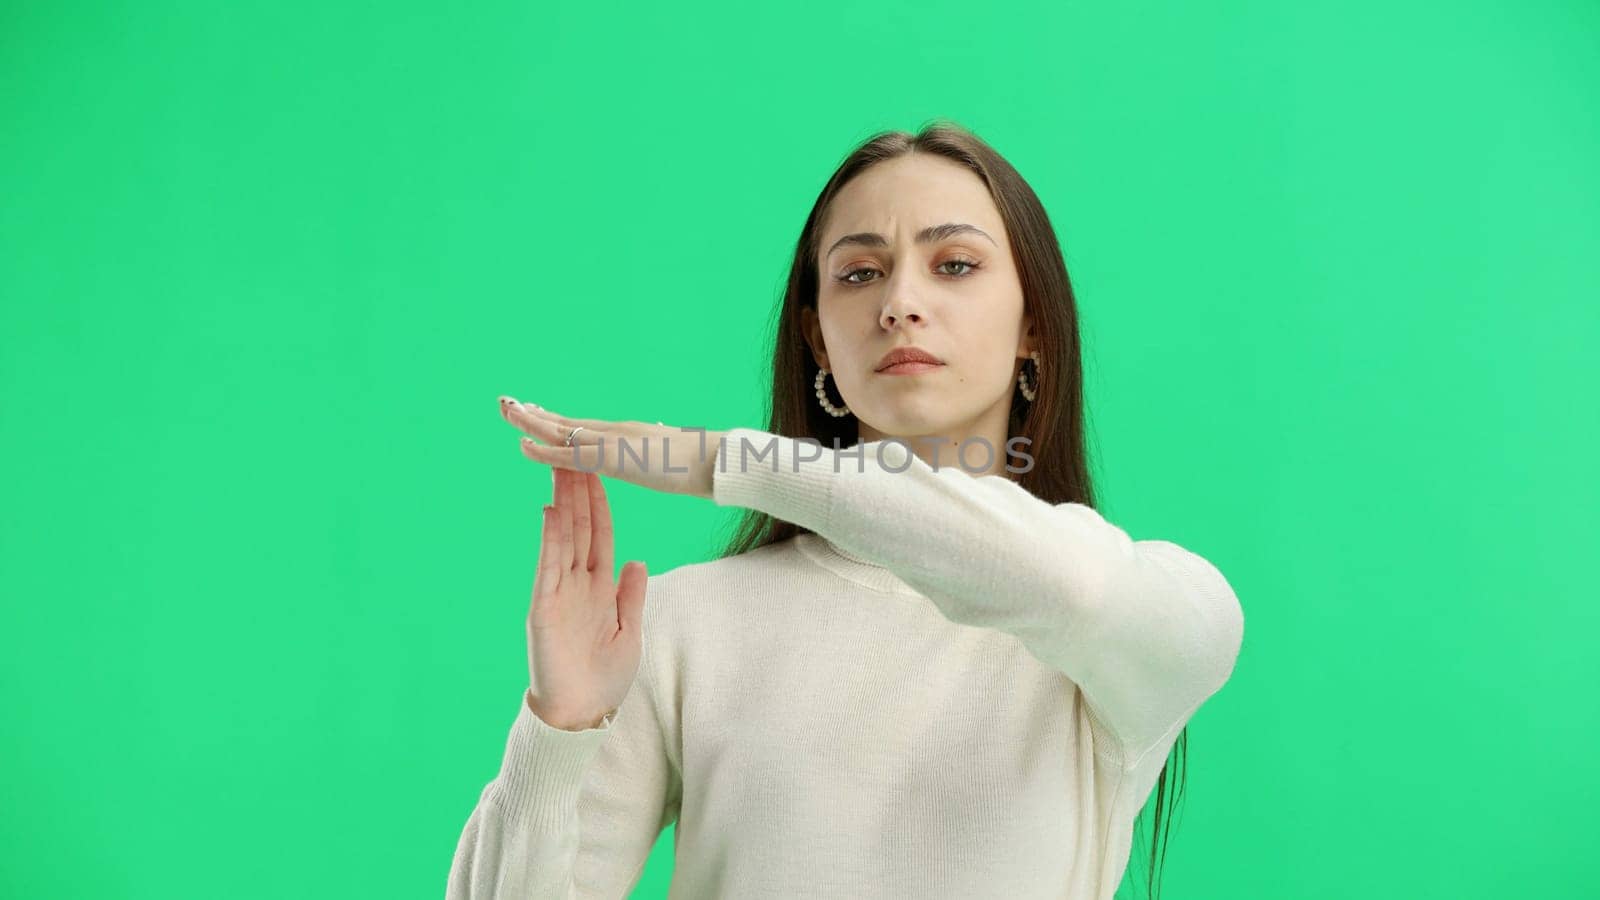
[446,597,682,899]
[710,426,1245,767]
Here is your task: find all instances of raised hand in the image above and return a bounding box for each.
[522,464,650,732]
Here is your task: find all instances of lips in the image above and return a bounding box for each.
[875,346,944,371]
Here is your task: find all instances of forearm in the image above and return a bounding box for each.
[710,427,1244,762]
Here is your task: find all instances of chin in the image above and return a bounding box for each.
[860,402,963,439]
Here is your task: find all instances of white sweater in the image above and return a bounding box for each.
[447,427,1245,899]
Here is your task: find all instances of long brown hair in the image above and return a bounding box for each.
[714,119,1186,899]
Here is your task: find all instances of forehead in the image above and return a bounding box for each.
[821,154,1007,248]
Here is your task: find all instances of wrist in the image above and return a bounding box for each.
[526,692,612,731]
[693,430,724,499]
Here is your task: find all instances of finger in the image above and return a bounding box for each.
[499,396,564,429]
[570,458,593,573]
[535,504,562,602]
[505,401,613,439]
[526,405,616,432]
[522,437,610,478]
[585,471,614,576]
[555,469,575,572]
[615,560,647,636]
[515,411,612,450]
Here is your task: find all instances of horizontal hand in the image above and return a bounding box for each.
[500,395,723,500]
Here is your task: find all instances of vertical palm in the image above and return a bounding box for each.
[525,468,650,731]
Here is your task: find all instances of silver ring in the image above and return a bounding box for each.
[563,425,584,447]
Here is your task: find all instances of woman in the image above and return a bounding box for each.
[447,122,1245,900]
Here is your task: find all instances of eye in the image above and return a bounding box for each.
[937,257,981,277]
[837,266,880,286]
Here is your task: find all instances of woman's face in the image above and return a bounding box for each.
[805,153,1033,445]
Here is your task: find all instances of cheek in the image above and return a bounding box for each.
[951,306,1022,355]
[817,300,876,348]
[814,316,867,369]
[953,325,1027,389]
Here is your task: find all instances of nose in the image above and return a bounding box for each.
[878,273,925,330]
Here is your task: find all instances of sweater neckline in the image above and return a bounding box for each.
[793,532,924,597]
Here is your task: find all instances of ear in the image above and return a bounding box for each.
[1017,311,1036,359]
[801,305,829,369]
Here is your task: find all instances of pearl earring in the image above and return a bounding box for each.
[1018,350,1042,402]
[814,366,851,417]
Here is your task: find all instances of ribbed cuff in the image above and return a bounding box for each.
[488,688,617,825]
[711,427,848,532]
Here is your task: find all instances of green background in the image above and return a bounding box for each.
[3,1,1596,897]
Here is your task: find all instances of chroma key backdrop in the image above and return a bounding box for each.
[2,2,1596,898]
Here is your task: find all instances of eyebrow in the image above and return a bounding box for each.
[824,222,998,258]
